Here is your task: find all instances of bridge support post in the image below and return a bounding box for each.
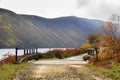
[32,49,34,54]
[95,48,98,62]
[33,49,35,54]
[15,48,18,62]
[26,49,28,55]
[36,48,38,53]
[24,49,26,55]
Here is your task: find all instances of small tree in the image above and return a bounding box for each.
[88,33,101,47]
[81,40,92,48]
[102,15,120,57]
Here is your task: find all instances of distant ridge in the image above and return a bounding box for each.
[0,8,104,48]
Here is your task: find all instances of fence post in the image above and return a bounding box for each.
[30,49,31,54]
[36,48,38,53]
[26,49,29,61]
[15,48,18,62]
[95,48,98,62]
[33,49,35,53]
[32,49,34,54]
[26,49,28,55]
[24,49,26,55]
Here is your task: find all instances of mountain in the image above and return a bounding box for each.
[0,8,104,48]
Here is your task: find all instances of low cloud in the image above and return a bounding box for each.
[77,0,92,8]
[76,0,120,20]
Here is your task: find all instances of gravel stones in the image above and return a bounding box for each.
[13,64,111,80]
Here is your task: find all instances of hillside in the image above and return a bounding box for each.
[0,8,103,48]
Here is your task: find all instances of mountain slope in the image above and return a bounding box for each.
[0,8,103,48]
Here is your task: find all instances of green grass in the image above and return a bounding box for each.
[0,62,31,80]
[86,61,120,80]
[39,57,59,60]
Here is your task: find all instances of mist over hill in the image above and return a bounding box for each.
[0,8,103,48]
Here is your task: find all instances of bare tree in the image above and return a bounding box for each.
[104,15,120,38]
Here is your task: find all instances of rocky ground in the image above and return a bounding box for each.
[13,54,112,80]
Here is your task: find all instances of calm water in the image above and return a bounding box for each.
[0,48,66,60]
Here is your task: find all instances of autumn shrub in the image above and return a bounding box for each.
[98,50,106,60]
[81,41,92,48]
[98,48,114,60]
[83,55,90,61]
[95,61,112,69]
[104,55,113,60]
[45,51,56,58]
[0,54,16,64]
[89,57,96,64]
[113,49,120,62]
[37,53,44,58]
[53,48,84,58]
[114,54,120,62]
[95,61,107,67]
[55,52,64,59]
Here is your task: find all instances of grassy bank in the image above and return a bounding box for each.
[0,62,31,80]
[86,61,120,80]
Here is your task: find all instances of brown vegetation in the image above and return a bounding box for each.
[0,54,26,65]
[88,15,120,68]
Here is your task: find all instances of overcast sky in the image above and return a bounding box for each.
[0,0,120,21]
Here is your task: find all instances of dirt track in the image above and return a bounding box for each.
[13,54,111,80]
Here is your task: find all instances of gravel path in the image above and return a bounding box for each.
[13,54,111,80]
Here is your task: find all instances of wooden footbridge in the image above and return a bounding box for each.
[15,48,39,62]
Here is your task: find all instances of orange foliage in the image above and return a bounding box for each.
[95,61,111,69]
[45,48,86,59]
[114,54,120,62]
[0,54,16,64]
[88,15,120,69]
[0,54,26,65]
[52,48,86,55]
[89,57,96,64]
[104,55,113,60]
[98,50,106,60]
